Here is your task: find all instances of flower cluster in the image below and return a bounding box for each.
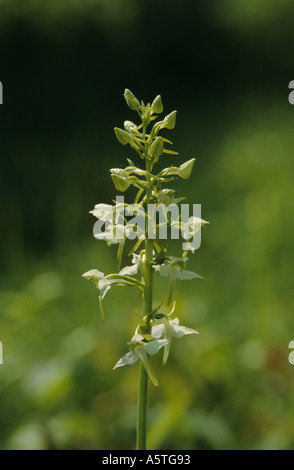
[83,89,208,386]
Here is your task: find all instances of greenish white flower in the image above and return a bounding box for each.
[90,203,113,221]
[153,256,203,305]
[172,216,209,240]
[90,203,125,223]
[151,302,199,364]
[82,265,144,320]
[153,256,202,280]
[171,216,209,253]
[82,269,114,320]
[113,333,170,386]
[94,223,126,244]
[119,253,141,276]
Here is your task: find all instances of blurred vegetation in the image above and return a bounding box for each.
[1,0,294,450]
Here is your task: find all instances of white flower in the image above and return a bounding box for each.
[90,203,115,222]
[151,302,199,364]
[82,269,114,320]
[94,223,126,244]
[153,256,203,305]
[113,333,169,386]
[178,216,209,240]
[90,202,126,223]
[119,253,141,276]
[170,216,209,253]
[83,265,144,319]
[153,261,202,280]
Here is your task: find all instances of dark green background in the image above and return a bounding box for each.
[1,0,294,449]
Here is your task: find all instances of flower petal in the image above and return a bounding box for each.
[170,323,199,338]
[100,283,111,299]
[162,342,171,366]
[145,339,170,355]
[151,324,165,339]
[175,269,203,280]
[82,269,105,280]
[152,264,170,277]
[113,351,138,369]
[119,263,139,276]
[90,204,114,222]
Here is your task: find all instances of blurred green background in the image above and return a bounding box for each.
[1,0,294,450]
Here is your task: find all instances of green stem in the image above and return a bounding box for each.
[136,126,154,451]
[136,360,149,449]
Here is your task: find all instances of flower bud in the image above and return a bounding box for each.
[178,158,195,179]
[124,89,140,111]
[163,110,177,130]
[151,95,163,114]
[124,120,138,134]
[156,189,175,206]
[111,173,131,192]
[114,127,132,145]
[149,137,164,161]
[142,104,151,127]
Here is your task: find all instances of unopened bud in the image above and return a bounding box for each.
[151,95,163,114]
[178,158,195,179]
[124,89,140,111]
[114,127,132,145]
[149,137,164,161]
[124,120,138,134]
[163,110,177,130]
[142,104,151,127]
[111,173,131,192]
[157,189,175,206]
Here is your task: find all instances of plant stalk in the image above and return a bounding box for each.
[136,127,153,450]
